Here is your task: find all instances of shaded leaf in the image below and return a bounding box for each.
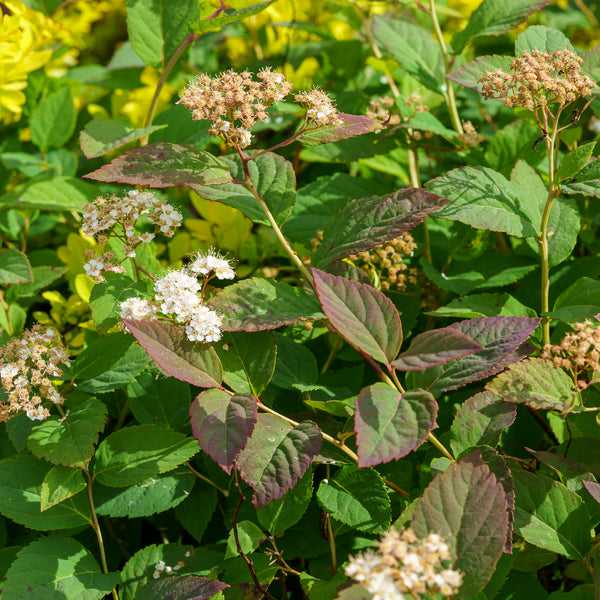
[513,470,591,559]
[208,278,324,332]
[93,424,200,487]
[175,485,218,543]
[190,389,257,474]
[313,269,402,367]
[2,535,118,600]
[548,277,600,323]
[123,319,222,387]
[582,480,600,504]
[225,520,265,558]
[392,327,482,371]
[355,383,438,467]
[236,414,322,507]
[450,391,517,457]
[298,113,382,145]
[317,464,390,534]
[79,119,166,158]
[561,157,600,197]
[413,450,508,596]
[133,576,228,600]
[40,466,86,511]
[313,188,449,268]
[486,357,575,411]
[271,332,318,391]
[84,143,231,187]
[0,249,32,285]
[448,55,512,92]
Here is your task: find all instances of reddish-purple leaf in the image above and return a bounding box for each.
[450,391,517,457]
[312,269,403,367]
[208,278,324,332]
[425,317,540,395]
[236,414,322,508]
[312,188,449,268]
[190,390,257,474]
[134,576,228,600]
[392,327,482,371]
[123,319,222,387]
[84,143,231,187]
[297,113,382,146]
[355,383,438,467]
[583,480,600,504]
[413,450,509,596]
[486,357,575,411]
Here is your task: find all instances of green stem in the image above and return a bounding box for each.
[185,461,229,496]
[427,432,455,462]
[429,0,463,135]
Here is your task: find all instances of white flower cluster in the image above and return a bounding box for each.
[152,558,183,579]
[120,251,235,344]
[0,326,70,422]
[345,528,462,600]
[82,190,183,282]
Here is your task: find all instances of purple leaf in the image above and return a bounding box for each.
[312,188,449,268]
[123,319,222,387]
[354,383,438,467]
[84,143,231,187]
[208,278,324,332]
[450,391,517,457]
[486,357,575,411]
[134,576,228,600]
[413,450,509,596]
[190,390,257,474]
[392,327,482,371]
[236,414,322,508]
[583,480,600,504]
[297,113,382,146]
[425,316,540,395]
[313,269,403,367]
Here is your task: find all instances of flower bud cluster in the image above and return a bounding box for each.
[0,326,70,422]
[458,121,484,148]
[345,527,462,600]
[178,68,292,148]
[478,50,595,110]
[350,233,418,292]
[120,251,235,344]
[82,190,182,282]
[542,319,600,381]
[294,87,342,127]
[366,96,401,132]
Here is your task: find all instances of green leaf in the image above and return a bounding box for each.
[84,142,231,187]
[486,122,544,177]
[123,319,223,387]
[225,520,265,558]
[450,392,517,457]
[30,87,76,152]
[448,55,512,92]
[79,119,167,158]
[413,450,509,596]
[515,25,575,55]
[40,466,86,511]
[28,397,108,469]
[561,157,600,197]
[313,269,403,367]
[236,414,322,508]
[271,332,318,391]
[451,0,553,54]
[549,277,600,323]
[214,331,276,396]
[94,468,195,518]
[402,110,458,138]
[354,383,438,467]
[190,389,257,474]
[316,464,390,534]
[93,424,200,487]
[0,249,32,285]
[126,0,200,69]
[174,484,218,543]
[134,576,228,600]
[513,471,591,559]
[0,176,97,212]
[556,141,596,183]
[312,187,448,268]
[5,265,65,302]
[486,358,576,411]
[372,15,444,93]
[208,278,324,332]
[0,454,91,530]
[427,292,536,319]
[2,535,118,600]
[190,152,296,226]
[127,372,191,431]
[426,166,541,238]
[190,0,276,35]
[392,327,482,371]
[257,469,313,535]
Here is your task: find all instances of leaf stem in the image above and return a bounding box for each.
[185,461,229,496]
[427,432,455,462]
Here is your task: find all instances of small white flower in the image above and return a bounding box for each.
[120,297,157,320]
